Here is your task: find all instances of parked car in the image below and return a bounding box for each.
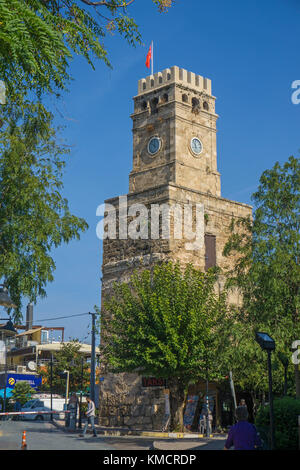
[21,398,66,421]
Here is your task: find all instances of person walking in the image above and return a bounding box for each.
[80,397,97,437]
[224,406,262,450]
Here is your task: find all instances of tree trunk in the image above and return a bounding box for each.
[168,378,186,432]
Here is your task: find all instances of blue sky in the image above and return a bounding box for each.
[31,0,299,342]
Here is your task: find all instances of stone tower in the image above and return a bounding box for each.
[99,66,252,430]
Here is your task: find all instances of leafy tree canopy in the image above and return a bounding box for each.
[0,0,174,318]
[0,99,88,318]
[223,156,300,395]
[11,380,34,405]
[39,340,91,395]
[102,261,232,430]
[0,0,174,99]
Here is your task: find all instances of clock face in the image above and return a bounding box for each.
[148,136,161,155]
[190,137,203,155]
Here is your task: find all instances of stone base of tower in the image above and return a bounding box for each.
[98,372,166,431]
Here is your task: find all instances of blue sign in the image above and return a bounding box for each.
[6,373,42,390]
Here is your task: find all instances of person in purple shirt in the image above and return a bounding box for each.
[224,406,262,450]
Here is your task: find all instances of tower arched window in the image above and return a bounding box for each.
[150,97,159,114]
[192,97,200,113]
[203,101,209,111]
[162,93,168,103]
[182,94,188,103]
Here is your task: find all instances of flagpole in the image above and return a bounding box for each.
[151,40,153,75]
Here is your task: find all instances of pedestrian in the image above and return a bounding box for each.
[224,406,262,450]
[207,407,213,435]
[79,397,97,437]
[198,406,206,434]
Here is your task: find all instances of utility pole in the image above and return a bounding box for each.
[89,312,96,403]
[50,354,53,421]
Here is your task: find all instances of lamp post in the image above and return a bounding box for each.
[255,332,276,450]
[0,284,17,415]
[78,356,84,429]
[0,320,17,414]
[64,370,70,406]
[50,354,53,421]
[0,285,17,309]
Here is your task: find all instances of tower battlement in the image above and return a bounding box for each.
[137,65,212,95]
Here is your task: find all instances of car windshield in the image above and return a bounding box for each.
[22,400,36,408]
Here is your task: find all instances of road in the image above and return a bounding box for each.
[0,419,115,450]
[0,419,226,451]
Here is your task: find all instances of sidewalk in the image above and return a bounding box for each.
[52,419,227,449]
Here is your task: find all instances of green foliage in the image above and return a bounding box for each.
[102,261,233,430]
[255,397,300,450]
[0,0,174,319]
[0,0,173,99]
[0,396,14,411]
[223,156,300,393]
[0,98,88,318]
[39,341,90,395]
[11,381,34,405]
[102,262,231,383]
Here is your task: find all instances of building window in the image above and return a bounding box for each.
[205,234,216,271]
[182,94,188,103]
[162,93,168,103]
[142,100,147,110]
[203,101,209,111]
[192,97,200,113]
[150,97,159,114]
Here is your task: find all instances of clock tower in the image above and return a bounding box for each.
[129,66,221,197]
[99,66,252,431]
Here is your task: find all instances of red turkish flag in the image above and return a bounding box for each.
[145,45,152,68]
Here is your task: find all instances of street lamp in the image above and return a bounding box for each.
[0,283,17,415]
[64,370,70,405]
[0,319,17,414]
[255,331,276,450]
[0,284,16,308]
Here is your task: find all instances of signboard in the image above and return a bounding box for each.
[6,373,42,390]
[142,377,166,387]
[183,395,199,429]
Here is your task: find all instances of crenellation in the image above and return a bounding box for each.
[137,66,212,96]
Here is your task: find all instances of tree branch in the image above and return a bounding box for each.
[79,0,135,7]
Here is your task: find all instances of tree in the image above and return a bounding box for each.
[39,341,91,395]
[223,156,300,397]
[0,0,174,317]
[101,262,232,431]
[0,100,88,318]
[0,0,174,99]
[11,381,34,405]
